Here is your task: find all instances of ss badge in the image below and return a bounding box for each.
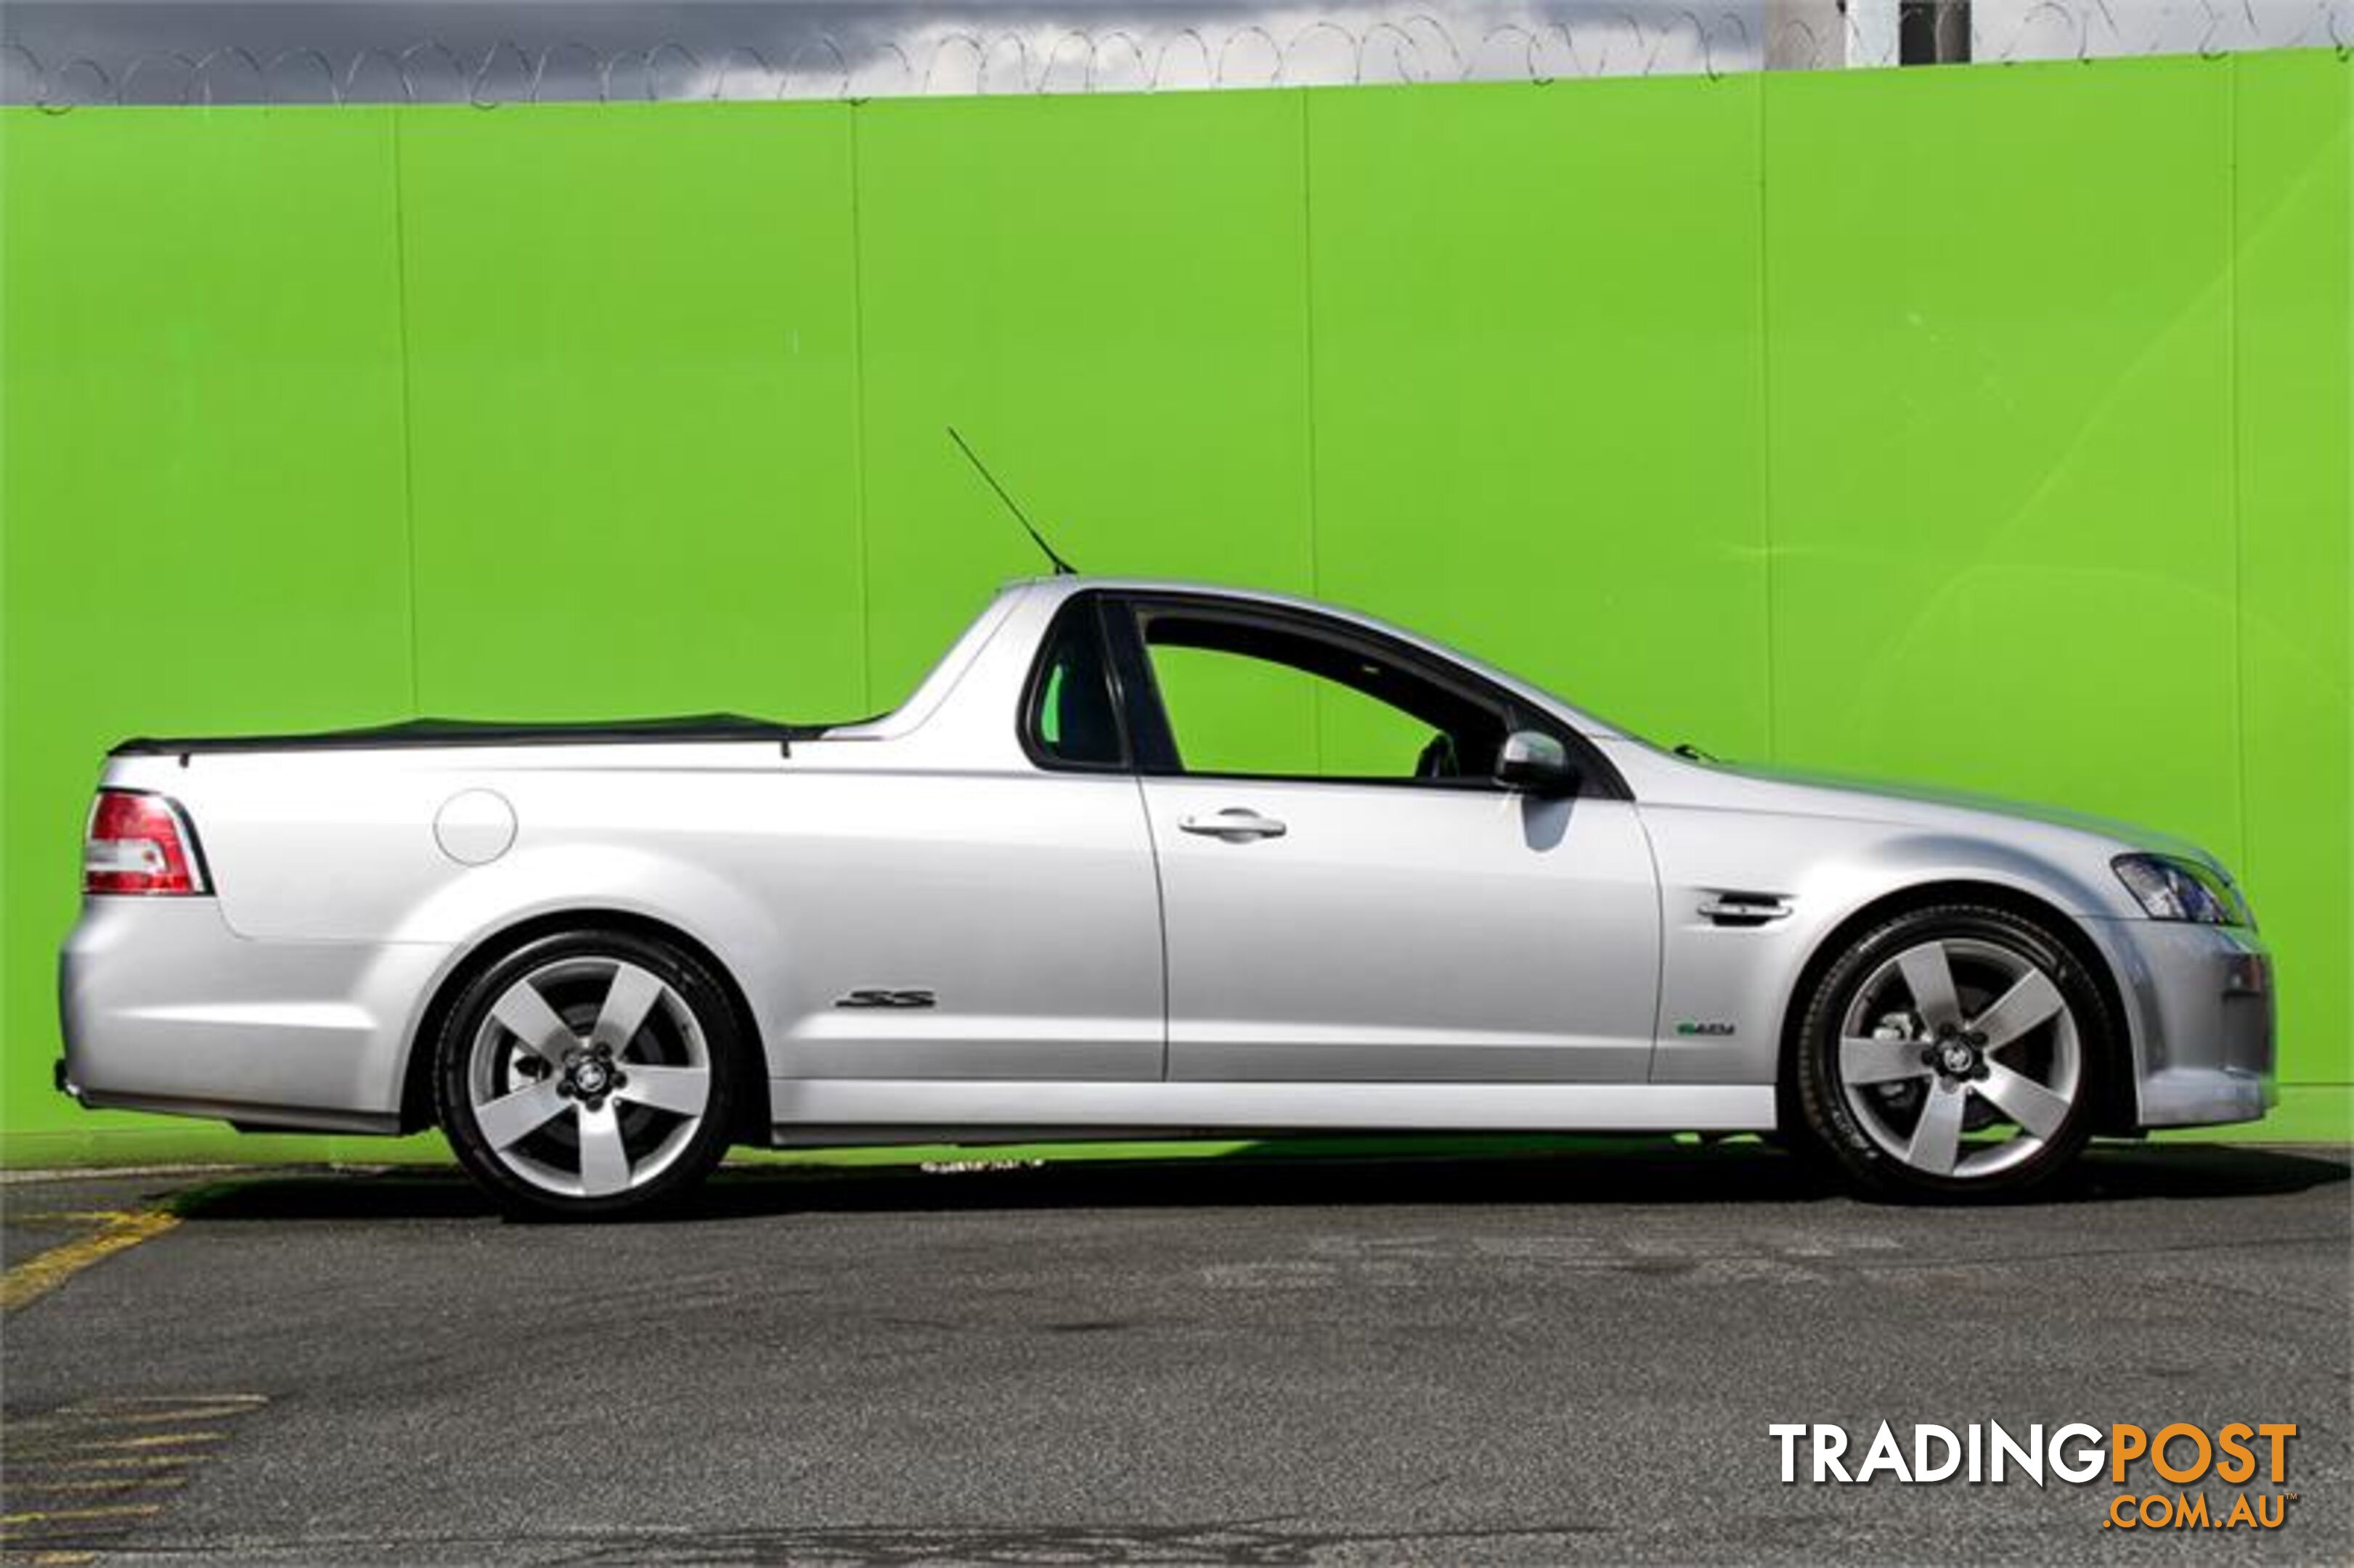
[835,987,937,1010]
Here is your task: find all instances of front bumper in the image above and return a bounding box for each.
[59,897,455,1135]
[2082,917,2276,1130]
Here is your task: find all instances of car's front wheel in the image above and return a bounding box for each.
[434,928,746,1220]
[1793,904,2112,1201]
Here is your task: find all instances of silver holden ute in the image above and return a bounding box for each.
[60,578,2274,1217]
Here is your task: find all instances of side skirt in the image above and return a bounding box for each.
[73,1087,404,1137]
[768,1079,1775,1143]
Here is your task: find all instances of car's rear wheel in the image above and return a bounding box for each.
[1793,904,2111,1201]
[434,928,745,1220]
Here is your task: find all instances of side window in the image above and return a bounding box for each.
[1135,608,1511,784]
[1025,603,1126,769]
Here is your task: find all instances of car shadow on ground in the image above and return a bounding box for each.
[155,1138,2350,1226]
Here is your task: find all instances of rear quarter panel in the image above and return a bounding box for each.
[101,738,1165,1085]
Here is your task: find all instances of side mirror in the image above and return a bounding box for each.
[1494,730,1577,797]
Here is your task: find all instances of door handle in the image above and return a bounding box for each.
[1178,809,1287,842]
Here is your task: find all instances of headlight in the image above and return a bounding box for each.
[2111,854,2252,927]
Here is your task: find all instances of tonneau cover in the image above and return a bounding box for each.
[110,713,847,756]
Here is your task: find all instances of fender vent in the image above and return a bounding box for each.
[1697,892,1792,928]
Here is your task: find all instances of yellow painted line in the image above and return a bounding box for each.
[69,1432,221,1450]
[14,1457,193,1473]
[70,1395,265,1408]
[2,1478,184,1495]
[9,1432,224,1459]
[0,1504,162,1524]
[8,1212,160,1225]
[0,1212,178,1313]
[25,1406,261,1426]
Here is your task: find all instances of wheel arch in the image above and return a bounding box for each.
[397,907,769,1142]
[1773,880,2139,1137]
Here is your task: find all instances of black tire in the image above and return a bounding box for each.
[1791,904,2113,1202]
[434,927,748,1220]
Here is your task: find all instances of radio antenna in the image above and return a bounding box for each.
[946,425,1076,576]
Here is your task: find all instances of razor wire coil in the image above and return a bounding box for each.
[5,3,2350,111]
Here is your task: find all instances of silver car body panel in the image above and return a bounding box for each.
[60,576,2274,1140]
[1142,780,1660,1084]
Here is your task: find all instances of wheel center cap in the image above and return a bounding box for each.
[1938,1041,1978,1076]
[571,1058,611,1097]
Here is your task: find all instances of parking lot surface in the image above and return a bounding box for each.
[2,1140,2348,1564]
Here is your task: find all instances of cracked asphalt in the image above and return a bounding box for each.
[1,1140,2348,1565]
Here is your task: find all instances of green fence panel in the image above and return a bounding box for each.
[1762,60,2241,862]
[852,90,1317,713]
[2232,52,2353,1130]
[1,108,415,1162]
[398,102,869,723]
[1305,75,1772,762]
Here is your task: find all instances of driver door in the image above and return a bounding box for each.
[1107,595,1661,1085]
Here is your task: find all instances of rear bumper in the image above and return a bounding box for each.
[2083,918,2276,1130]
[59,897,454,1135]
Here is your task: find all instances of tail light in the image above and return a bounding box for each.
[84,790,208,896]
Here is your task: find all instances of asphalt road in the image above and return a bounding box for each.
[2,1140,2348,1566]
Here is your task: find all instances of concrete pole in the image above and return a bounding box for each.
[1846,0,1902,65]
[1763,0,1848,68]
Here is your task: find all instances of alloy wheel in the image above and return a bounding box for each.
[1836,936,2082,1181]
[465,955,713,1199]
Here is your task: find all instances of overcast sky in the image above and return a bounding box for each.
[2,1,1781,102]
[5,1,2345,103]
